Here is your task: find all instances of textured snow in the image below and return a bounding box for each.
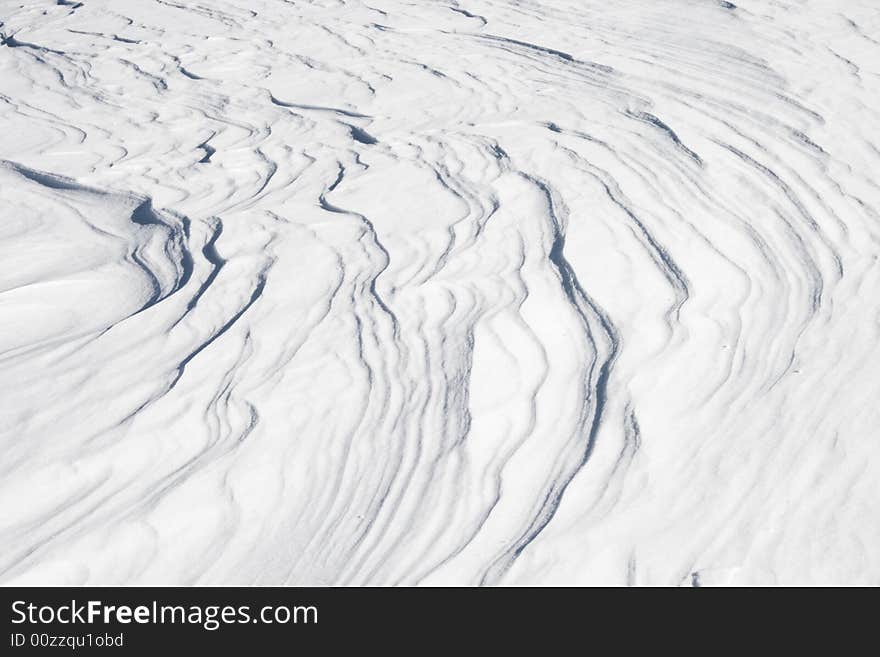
[1,0,879,586]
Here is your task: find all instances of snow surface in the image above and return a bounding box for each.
[1,0,879,586]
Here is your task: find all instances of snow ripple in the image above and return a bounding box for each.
[1,0,879,585]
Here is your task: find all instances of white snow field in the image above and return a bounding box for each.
[1,0,879,586]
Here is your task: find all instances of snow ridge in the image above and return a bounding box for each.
[1,0,879,585]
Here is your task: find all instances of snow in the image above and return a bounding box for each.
[1,0,879,585]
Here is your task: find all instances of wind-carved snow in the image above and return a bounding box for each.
[1,0,879,586]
